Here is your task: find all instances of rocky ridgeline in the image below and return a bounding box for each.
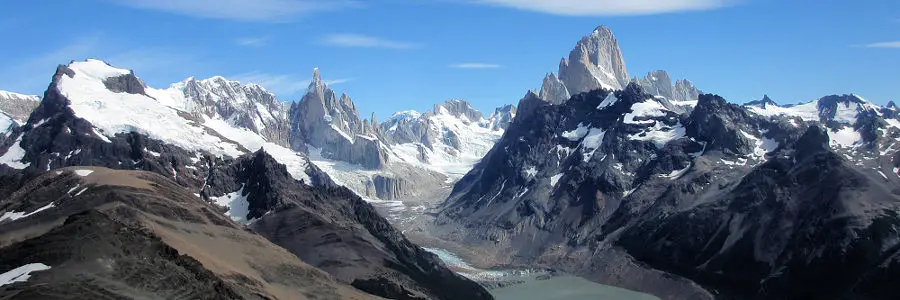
[435,80,900,299]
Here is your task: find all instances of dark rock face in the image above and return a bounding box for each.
[619,126,900,299]
[103,73,147,95]
[0,167,379,299]
[685,94,762,155]
[203,150,492,300]
[435,84,900,299]
[0,210,244,299]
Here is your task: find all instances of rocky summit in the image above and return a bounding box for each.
[539,26,700,106]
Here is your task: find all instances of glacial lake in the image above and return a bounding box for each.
[423,248,660,300]
[492,275,660,300]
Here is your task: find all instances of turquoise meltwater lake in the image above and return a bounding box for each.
[423,248,660,300]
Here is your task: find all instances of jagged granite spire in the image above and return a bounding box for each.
[539,72,571,105]
[289,68,388,169]
[539,25,699,105]
[558,25,630,93]
[309,67,323,91]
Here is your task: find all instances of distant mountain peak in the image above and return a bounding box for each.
[0,90,40,124]
[309,68,324,91]
[538,25,699,106]
[744,94,779,108]
[592,24,613,35]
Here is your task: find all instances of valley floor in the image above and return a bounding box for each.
[367,189,660,300]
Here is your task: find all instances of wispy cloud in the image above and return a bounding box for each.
[108,0,359,22]
[449,63,502,69]
[325,78,355,85]
[467,0,735,16]
[231,71,354,96]
[320,34,420,50]
[860,41,900,48]
[234,36,269,47]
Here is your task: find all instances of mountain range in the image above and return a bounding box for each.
[432,27,900,300]
[0,59,495,299]
[1,24,899,300]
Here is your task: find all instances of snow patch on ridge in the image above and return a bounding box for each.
[625,100,668,124]
[523,166,538,178]
[1,202,56,223]
[211,185,252,224]
[580,128,606,162]
[628,123,685,148]
[828,127,861,148]
[0,135,29,169]
[596,93,618,110]
[747,100,819,121]
[561,123,590,141]
[550,173,563,187]
[0,263,51,287]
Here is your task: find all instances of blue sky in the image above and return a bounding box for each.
[1,0,898,119]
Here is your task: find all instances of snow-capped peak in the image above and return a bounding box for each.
[55,59,246,157]
[390,110,422,121]
[68,59,132,81]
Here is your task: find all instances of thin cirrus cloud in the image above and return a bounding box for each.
[320,34,420,50]
[861,41,900,48]
[234,36,269,47]
[468,0,736,16]
[231,71,355,96]
[107,0,359,22]
[449,63,503,69]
